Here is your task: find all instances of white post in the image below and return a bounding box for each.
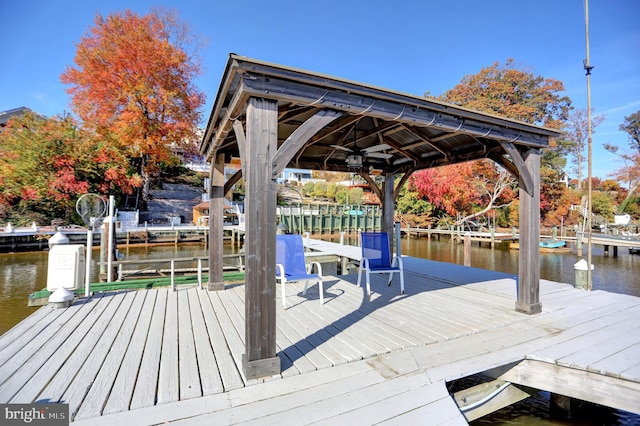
[171,259,176,291]
[107,195,115,283]
[197,258,203,289]
[85,229,93,297]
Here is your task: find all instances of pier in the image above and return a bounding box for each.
[0,224,242,252]
[0,239,638,424]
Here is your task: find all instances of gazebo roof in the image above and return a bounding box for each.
[200,54,560,176]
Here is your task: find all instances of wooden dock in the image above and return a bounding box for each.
[1,248,639,424]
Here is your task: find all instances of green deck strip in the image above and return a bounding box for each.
[29,272,246,300]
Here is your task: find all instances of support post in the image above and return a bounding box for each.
[208,151,225,291]
[516,148,542,314]
[242,97,280,379]
[381,172,395,252]
[464,232,471,266]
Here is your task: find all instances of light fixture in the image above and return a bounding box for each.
[347,154,363,169]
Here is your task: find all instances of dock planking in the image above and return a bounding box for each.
[0,246,639,424]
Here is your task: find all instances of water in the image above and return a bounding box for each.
[400,237,640,297]
[1,238,639,424]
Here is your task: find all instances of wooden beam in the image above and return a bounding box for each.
[242,97,280,379]
[393,169,415,201]
[278,104,315,123]
[233,120,248,178]
[358,173,383,203]
[307,114,361,145]
[382,171,395,242]
[208,152,225,291]
[202,88,249,161]
[488,152,519,180]
[240,75,553,147]
[499,141,534,194]
[223,169,243,197]
[516,148,541,314]
[401,124,449,161]
[500,359,640,415]
[272,109,342,177]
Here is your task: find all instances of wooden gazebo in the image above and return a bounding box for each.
[199,54,560,380]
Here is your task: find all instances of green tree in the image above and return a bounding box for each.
[312,181,327,199]
[326,183,338,201]
[348,187,364,205]
[591,192,615,222]
[303,181,315,197]
[334,187,348,204]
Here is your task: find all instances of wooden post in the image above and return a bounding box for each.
[242,97,280,379]
[464,233,471,266]
[516,148,542,314]
[382,172,395,252]
[208,151,225,291]
[490,227,495,249]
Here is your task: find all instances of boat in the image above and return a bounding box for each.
[509,239,571,253]
[539,240,566,249]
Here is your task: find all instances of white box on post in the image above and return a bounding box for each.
[47,244,85,307]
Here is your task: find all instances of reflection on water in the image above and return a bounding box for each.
[1,239,639,425]
[401,238,640,296]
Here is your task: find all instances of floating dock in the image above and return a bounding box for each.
[0,241,639,424]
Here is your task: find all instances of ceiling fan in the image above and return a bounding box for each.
[330,125,393,168]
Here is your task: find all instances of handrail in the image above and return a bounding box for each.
[98,253,245,290]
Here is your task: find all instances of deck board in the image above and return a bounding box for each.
[102,290,157,415]
[74,290,147,420]
[188,289,224,395]
[177,290,201,400]
[2,245,640,424]
[130,287,168,409]
[197,289,244,391]
[9,293,110,403]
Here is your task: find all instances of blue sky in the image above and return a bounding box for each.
[1,0,638,181]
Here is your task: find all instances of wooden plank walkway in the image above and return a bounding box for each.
[1,252,639,424]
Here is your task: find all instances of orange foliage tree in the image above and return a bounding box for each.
[61,9,205,200]
[412,59,572,227]
[0,112,140,225]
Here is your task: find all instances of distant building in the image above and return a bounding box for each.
[277,168,313,185]
[0,107,46,127]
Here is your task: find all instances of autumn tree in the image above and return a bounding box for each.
[564,108,605,189]
[61,9,205,201]
[410,162,477,217]
[411,59,572,226]
[0,112,140,225]
[410,160,516,225]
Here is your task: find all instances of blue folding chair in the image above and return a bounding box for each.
[357,232,405,296]
[276,234,324,308]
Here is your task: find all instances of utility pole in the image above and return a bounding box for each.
[584,0,594,290]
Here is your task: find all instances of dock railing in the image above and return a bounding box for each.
[99,253,245,291]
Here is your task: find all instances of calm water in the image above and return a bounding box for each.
[1,238,639,424]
